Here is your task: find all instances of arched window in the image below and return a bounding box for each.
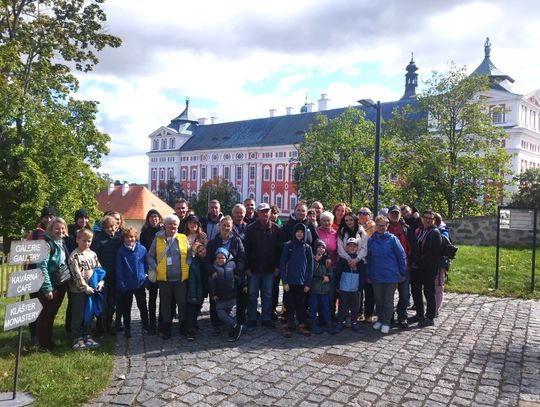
[263,193,270,204]
[161,139,167,149]
[153,139,159,150]
[276,194,283,210]
[170,138,176,149]
[290,194,297,210]
[276,165,284,181]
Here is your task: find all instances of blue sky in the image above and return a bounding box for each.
[75,0,540,184]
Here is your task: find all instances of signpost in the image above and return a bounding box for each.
[496,206,538,291]
[1,241,46,406]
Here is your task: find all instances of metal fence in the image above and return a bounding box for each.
[0,254,23,297]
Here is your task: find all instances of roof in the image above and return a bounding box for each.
[167,99,199,132]
[96,185,174,220]
[471,38,514,92]
[180,99,418,152]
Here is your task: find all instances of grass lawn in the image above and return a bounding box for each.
[447,245,540,300]
[0,296,114,406]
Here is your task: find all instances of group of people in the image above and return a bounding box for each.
[28,197,452,351]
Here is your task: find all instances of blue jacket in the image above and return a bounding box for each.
[279,224,314,286]
[366,232,406,284]
[84,267,106,325]
[209,257,238,301]
[335,256,364,292]
[115,242,148,292]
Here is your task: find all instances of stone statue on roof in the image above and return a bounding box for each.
[484,37,491,58]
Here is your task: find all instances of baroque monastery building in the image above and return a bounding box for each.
[147,40,540,213]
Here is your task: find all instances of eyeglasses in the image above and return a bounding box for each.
[422,216,434,220]
[358,211,369,216]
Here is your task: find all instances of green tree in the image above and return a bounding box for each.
[294,107,395,210]
[0,0,121,248]
[189,177,240,217]
[511,168,540,208]
[156,178,186,207]
[388,65,511,218]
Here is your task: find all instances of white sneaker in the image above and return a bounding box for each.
[373,322,382,330]
[380,324,390,334]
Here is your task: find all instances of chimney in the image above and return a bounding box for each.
[122,181,129,196]
[211,116,217,125]
[286,107,293,115]
[269,108,277,118]
[198,117,207,125]
[318,94,329,111]
[108,182,115,195]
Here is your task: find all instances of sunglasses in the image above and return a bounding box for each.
[358,211,370,216]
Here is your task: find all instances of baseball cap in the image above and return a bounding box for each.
[257,203,271,211]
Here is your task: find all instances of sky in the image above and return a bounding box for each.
[77,0,540,184]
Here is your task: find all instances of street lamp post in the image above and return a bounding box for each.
[358,99,381,215]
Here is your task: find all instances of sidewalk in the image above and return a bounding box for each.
[87,293,540,407]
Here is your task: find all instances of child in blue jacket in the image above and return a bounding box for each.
[115,227,149,338]
[335,237,365,332]
[279,223,314,338]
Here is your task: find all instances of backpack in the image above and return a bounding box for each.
[440,234,458,259]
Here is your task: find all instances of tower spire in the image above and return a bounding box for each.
[400,53,418,100]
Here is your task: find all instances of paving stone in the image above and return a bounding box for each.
[85,293,540,407]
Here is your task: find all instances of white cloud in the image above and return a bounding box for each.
[75,0,540,183]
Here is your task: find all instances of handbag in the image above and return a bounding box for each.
[51,263,72,286]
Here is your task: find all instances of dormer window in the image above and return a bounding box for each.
[170,138,176,149]
[161,139,167,149]
[152,139,159,150]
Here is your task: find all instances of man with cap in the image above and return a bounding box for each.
[244,202,281,329]
[387,205,417,328]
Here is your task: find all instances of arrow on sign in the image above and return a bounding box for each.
[8,240,49,265]
[4,298,43,331]
[6,269,44,298]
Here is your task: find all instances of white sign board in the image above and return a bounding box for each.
[3,298,43,331]
[8,240,49,265]
[6,269,44,298]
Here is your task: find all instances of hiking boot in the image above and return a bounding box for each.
[281,324,292,338]
[297,324,311,337]
[420,318,434,327]
[407,315,424,324]
[398,320,409,329]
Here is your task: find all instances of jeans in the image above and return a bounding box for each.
[396,273,410,322]
[372,283,397,325]
[216,298,236,328]
[309,293,331,326]
[248,273,274,322]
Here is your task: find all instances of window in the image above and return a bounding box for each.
[491,104,505,124]
[291,150,298,158]
[531,111,537,129]
[168,168,174,180]
[181,169,187,181]
[161,139,167,149]
[236,166,242,180]
[152,139,159,150]
[276,195,282,209]
[290,195,296,209]
[276,166,284,181]
[151,169,157,180]
[212,167,218,179]
[522,106,528,125]
[249,166,255,180]
[191,168,197,181]
[276,151,285,158]
[170,138,176,149]
[224,167,230,181]
[201,167,206,180]
[263,193,269,204]
[159,169,165,180]
[263,167,270,181]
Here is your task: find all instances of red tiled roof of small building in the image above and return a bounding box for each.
[96,185,174,220]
